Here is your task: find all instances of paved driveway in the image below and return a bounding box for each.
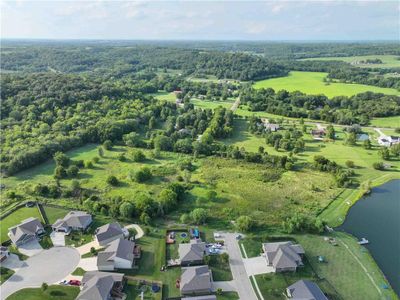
[75,240,101,255]
[212,280,237,292]
[17,240,43,257]
[50,231,66,247]
[221,233,258,300]
[77,257,98,271]
[1,247,80,300]
[243,256,274,276]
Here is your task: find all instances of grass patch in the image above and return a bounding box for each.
[81,247,105,258]
[43,206,70,225]
[71,267,86,276]
[1,206,44,243]
[6,285,80,300]
[39,234,53,249]
[253,71,400,97]
[0,266,15,283]
[208,254,233,281]
[216,292,240,299]
[370,116,400,128]
[300,55,400,69]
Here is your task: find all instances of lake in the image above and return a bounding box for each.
[337,179,400,296]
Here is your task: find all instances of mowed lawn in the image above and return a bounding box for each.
[43,206,70,224]
[370,116,400,128]
[300,55,400,69]
[7,285,80,300]
[1,206,43,243]
[253,71,400,97]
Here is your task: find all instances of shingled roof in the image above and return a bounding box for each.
[179,239,206,263]
[95,222,124,243]
[263,241,304,270]
[53,211,92,230]
[287,280,329,300]
[8,217,44,245]
[76,271,124,300]
[97,238,134,268]
[180,266,212,294]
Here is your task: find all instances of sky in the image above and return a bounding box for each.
[1,0,399,41]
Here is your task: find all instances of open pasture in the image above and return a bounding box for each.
[301,55,400,69]
[253,71,400,97]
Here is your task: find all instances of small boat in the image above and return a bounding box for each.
[358,238,369,245]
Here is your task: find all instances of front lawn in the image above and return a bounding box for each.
[71,267,86,276]
[1,206,44,243]
[208,254,233,281]
[0,266,15,283]
[81,247,105,258]
[7,285,80,300]
[216,292,239,299]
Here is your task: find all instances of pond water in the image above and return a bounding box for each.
[337,179,400,296]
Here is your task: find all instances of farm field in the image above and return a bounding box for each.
[242,233,396,300]
[0,206,43,243]
[253,71,400,97]
[300,55,400,68]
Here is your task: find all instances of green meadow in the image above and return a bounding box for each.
[301,55,400,69]
[253,71,400,97]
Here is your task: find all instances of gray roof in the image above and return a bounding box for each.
[287,280,329,300]
[97,238,134,268]
[53,211,92,229]
[263,241,304,269]
[77,271,124,300]
[181,266,212,293]
[8,217,44,244]
[182,296,217,300]
[95,222,124,243]
[179,240,206,262]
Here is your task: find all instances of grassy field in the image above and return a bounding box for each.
[370,116,400,128]
[242,233,397,300]
[301,55,400,69]
[7,285,80,300]
[1,206,44,243]
[253,71,400,97]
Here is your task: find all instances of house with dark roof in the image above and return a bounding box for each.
[76,271,125,300]
[286,280,329,300]
[8,217,45,246]
[180,265,213,296]
[97,238,140,271]
[0,246,10,262]
[95,222,127,246]
[179,239,206,266]
[262,241,305,272]
[52,211,92,233]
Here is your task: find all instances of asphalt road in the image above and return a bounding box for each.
[222,233,258,300]
[1,247,80,299]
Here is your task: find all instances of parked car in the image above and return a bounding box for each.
[69,280,81,286]
[235,234,242,240]
[25,201,35,207]
[59,280,68,285]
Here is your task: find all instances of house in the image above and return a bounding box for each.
[286,280,329,300]
[182,296,217,300]
[179,239,206,266]
[8,217,45,246]
[260,118,280,132]
[97,238,140,271]
[262,241,305,272]
[52,211,92,233]
[76,271,125,300]
[378,136,400,147]
[95,222,127,246]
[180,265,213,296]
[311,129,326,140]
[0,246,10,262]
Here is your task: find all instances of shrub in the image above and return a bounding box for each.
[66,165,79,177]
[190,208,208,224]
[85,161,94,168]
[236,215,254,232]
[118,153,127,162]
[92,156,100,163]
[345,160,355,168]
[132,167,152,183]
[373,162,385,170]
[103,140,113,150]
[132,150,146,162]
[106,175,119,186]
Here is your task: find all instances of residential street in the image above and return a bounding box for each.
[221,233,259,300]
[1,247,80,300]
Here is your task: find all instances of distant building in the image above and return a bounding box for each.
[52,211,92,233]
[179,239,206,266]
[286,280,329,300]
[262,241,305,272]
[8,217,45,247]
[97,238,140,271]
[95,223,127,246]
[76,271,125,300]
[260,118,280,132]
[180,265,213,296]
[311,129,327,140]
[378,136,400,147]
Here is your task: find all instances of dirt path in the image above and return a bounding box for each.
[231,97,241,112]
